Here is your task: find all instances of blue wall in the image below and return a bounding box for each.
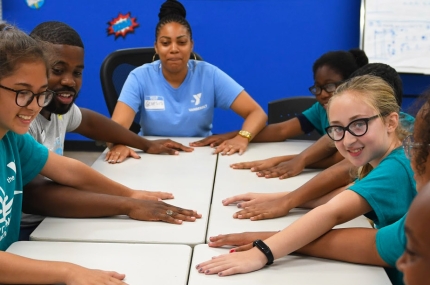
[3,0,429,140]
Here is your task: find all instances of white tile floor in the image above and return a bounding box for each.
[64,151,102,166]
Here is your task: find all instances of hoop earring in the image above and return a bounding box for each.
[152,53,157,62]
[192,52,197,60]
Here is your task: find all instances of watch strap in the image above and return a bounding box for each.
[253,239,274,265]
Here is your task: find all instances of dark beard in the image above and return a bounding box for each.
[42,93,78,115]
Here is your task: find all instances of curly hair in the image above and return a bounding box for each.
[412,91,430,175]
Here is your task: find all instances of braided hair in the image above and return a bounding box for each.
[155,0,192,40]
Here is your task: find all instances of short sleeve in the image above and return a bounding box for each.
[348,148,416,228]
[301,102,328,135]
[213,66,244,110]
[17,133,49,185]
[376,215,406,266]
[66,104,83,132]
[118,67,144,113]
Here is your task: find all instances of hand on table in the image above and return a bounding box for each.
[208,232,277,251]
[130,189,174,201]
[222,192,286,208]
[213,136,249,155]
[230,156,287,172]
[196,247,266,276]
[255,157,306,179]
[189,132,237,148]
[231,194,293,221]
[105,145,140,164]
[64,263,127,285]
[127,200,202,224]
[146,139,194,154]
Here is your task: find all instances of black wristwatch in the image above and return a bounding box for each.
[253,239,274,265]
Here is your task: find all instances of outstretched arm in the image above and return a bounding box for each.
[0,251,126,284]
[197,190,372,276]
[297,228,388,267]
[76,108,193,161]
[224,158,354,220]
[23,175,201,224]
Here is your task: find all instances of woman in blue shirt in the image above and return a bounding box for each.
[111,0,267,156]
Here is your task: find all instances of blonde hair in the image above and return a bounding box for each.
[327,74,408,179]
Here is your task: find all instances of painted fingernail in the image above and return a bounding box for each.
[237,204,242,208]
[229,249,236,253]
[205,270,210,274]
[218,272,223,276]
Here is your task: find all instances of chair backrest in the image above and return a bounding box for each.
[268,96,321,140]
[100,47,202,133]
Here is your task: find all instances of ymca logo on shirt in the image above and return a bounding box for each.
[189,93,207,112]
[144,96,165,111]
[0,161,20,242]
[191,93,202,106]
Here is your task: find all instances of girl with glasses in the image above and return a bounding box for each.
[0,23,200,284]
[196,75,416,281]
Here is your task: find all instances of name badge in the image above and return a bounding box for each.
[144,96,165,110]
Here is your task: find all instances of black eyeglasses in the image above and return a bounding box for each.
[308,81,343,96]
[402,135,430,159]
[0,84,54,107]
[325,114,381,141]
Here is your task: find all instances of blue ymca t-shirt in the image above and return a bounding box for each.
[0,132,48,250]
[119,60,244,137]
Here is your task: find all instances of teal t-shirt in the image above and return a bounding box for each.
[301,102,328,135]
[376,214,407,285]
[348,147,416,229]
[0,132,48,250]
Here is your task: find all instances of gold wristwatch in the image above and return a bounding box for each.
[238,130,252,141]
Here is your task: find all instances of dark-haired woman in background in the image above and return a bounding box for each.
[111,0,267,156]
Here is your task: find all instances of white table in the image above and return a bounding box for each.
[7,241,192,285]
[212,141,319,202]
[31,137,216,245]
[189,244,392,285]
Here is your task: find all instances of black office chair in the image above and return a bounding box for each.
[100,47,202,133]
[268,96,321,140]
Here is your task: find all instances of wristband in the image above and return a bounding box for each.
[253,239,274,265]
[238,130,252,141]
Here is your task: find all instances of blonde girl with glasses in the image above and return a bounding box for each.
[196,75,416,279]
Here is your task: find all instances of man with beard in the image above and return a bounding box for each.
[28,21,193,161]
[19,21,200,240]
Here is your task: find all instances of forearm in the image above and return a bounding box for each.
[307,152,345,169]
[297,228,389,267]
[0,251,70,284]
[285,159,353,209]
[23,177,132,217]
[295,135,338,167]
[77,108,152,152]
[240,109,267,141]
[265,205,339,259]
[252,118,303,142]
[41,155,134,198]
